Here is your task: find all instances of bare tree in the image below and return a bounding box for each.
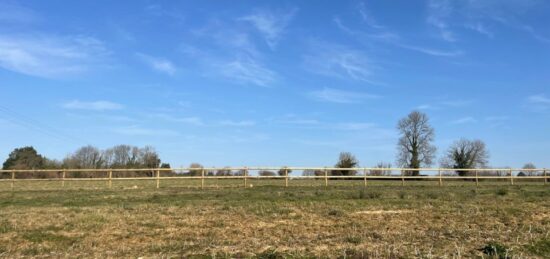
[369,162,392,176]
[259,170,276,176]
[216,167,233,176]
[188,163,204,176]
[277,166,292,176]
[332,152,358,176]
[63,145,103,169]
[441,139,489,176]
[521,163,537,176]
[397,111,436,175]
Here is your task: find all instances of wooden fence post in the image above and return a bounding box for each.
[108,170,112,189]
[244,167,248,188]
[401,170,405,187]
[363,169,367,187]
[11,170,15,190]
[62,169,66,187]
[510,169,514,185]
[438,169,442,187]
[475,170,479,187]
[156,169,160,189]
[285,168,289,187]
[201,169,205,189]
[324,167,328,187]
[544,169,547,185]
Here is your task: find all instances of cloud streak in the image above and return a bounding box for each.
[307,87,380,104]
[239,8,298,49]
[303,40,375,82]
[0,34,110,78]
[136,53,177,75]
[62,100,124,111]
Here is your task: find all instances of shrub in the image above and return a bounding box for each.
[328,209,344,217]
[480,242,510,259]
[496,189,508,196]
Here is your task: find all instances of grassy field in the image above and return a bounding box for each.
[0,181,549,258]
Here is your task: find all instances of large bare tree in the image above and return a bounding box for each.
[440,139,489,176]
[396,111,436,175]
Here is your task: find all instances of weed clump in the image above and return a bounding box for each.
[328,209,344,217]
[496,188,508,196]
[480,242,510,259]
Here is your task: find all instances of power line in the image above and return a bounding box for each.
[0,105,85,145]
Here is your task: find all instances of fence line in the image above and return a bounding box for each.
[0,167,548,190]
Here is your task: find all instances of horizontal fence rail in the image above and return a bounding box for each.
[0,167,548,190]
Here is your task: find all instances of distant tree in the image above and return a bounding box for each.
[277,166,292,176]
[521,163,537,176]
[160,163,171,169]
[216,167,233,176]
[441,139,489,176]
[63,145,104,169]
[2,146,46,170]
[302,169,325,177]
[188,163,203,176]
[2,146,47,179]
[369,162,392,176]
[332,152,358,176]
[396,111,436,176]
[259,170,276,176]
[233,169,247,176]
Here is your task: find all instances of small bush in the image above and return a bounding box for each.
[496,189,508,196]
[480,242,510,259]
[328,209,344,217]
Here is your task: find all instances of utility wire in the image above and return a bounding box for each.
[0,105,85,145]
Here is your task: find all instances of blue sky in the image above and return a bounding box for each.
[1,0,549,168]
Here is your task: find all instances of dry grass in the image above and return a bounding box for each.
[0,181,549,258]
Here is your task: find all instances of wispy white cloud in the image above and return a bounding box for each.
[220,57,275,87]
[528,94,550,104]
[465,23,494,38]
[417,99,473,110]
[426,0,457,42]
[303,40,375,82]
[333,13,462,58]
[136,53,176,75]
[0,34,109,78]
[307,87,380,104]
[113,125,179,136]
[181,20,277,87]
[152,113,204,126]
[268,114,320,125]
[218,120,256,127]
[357,2,384,29]
[450,116,477,125]
[397,43,464,57]
[62,100,124,111]
[239,8,298,49]
[526,94,550,112]
[336,122,376,130]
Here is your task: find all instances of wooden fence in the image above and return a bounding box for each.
[0,167,548,190]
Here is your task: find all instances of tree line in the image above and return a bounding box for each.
[1,111,541,178]
[1,145,171,178]
[303,111,539,177]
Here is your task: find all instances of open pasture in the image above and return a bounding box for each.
[0,182,549,258]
